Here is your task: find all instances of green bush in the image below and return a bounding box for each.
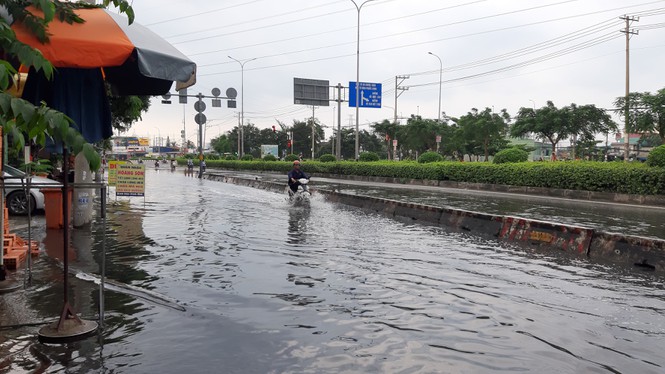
[493,147,529,164]
[206,154,219,160]
[647,145,665,167]
[225,155,237,160]
[284,154,299,162]
[201,159,665,195]
[358,152,380,162]
[263,154,277,161]
[319,154,336,162]
[418,151,443,163]
[241,154,254,161]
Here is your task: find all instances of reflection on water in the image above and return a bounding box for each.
[1,169,664,373]
[287,206,311,246]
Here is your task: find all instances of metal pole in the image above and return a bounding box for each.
[100,184,106,328]
[311,106,315,159]
[229,56,257,158]
[62,148,69,305]
[332,106,335,155]
[197,93,204,178]
[154,127,161,158]
[428,52,442,122]
[620,15,638,162]
[351,0,375,160]
[237,112,241,157]
[394,76,398,126]
[240,66,244,157]
[337,83,342,159]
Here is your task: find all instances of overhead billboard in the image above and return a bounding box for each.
[294,78,330,106]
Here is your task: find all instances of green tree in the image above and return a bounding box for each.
[371,119,398,159]
[285,118,324,159]
[457,107,510,161]
[567,103,616,159]
[108,94,150,132]
[398,115,445,157]
[210,134,233,154]
[615,89,665,145]
[511,101,614,157]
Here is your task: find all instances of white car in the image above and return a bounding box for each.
[3,164,62,215]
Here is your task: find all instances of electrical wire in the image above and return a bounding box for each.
[197,3,665,75]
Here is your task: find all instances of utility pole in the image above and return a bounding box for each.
[394,75,409,125]
[237,112,241,157]
[620,15,639,162]
[311,106,316,159]
[331,106,335,155]
[336,83,343,159]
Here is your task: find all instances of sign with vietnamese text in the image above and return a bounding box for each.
[116,164,146,197]
[349,81,382,108]
[108,161,126,186]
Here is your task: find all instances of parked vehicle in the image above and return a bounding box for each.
[3,164,62,215]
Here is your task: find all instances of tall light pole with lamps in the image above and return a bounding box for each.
[154,127,161,158]
[428,52,442,122]
[351,0,375,160]
[228,56,257,157]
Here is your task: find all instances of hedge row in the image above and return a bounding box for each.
[200,159,665,195]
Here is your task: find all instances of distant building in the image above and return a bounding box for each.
[109,136,150,160]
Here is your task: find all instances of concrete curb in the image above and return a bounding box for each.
[204,173,665,274]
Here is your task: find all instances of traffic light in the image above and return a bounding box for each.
[181,130,185,138]
[287,140,291,148]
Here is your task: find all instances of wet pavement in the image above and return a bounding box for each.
[1,168,664,373]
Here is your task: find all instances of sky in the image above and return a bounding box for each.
[120,0,665,146]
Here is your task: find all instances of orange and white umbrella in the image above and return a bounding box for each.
[11,7,196,95]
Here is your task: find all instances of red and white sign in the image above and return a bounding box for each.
[392,139,398,147]
[436,135,442,143]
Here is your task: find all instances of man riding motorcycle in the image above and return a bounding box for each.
[287,160,309,197]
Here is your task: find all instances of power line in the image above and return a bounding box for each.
[187,0,489,57]
[197,3,665,75]
[166,0,342,40]
[189,0,575,59]
[144,0,266,26]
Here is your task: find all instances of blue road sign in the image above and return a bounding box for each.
[349,81,382,108]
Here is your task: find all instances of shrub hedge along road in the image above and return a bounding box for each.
[194,159,665,196]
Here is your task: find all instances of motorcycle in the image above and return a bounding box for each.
[289,178,311,206]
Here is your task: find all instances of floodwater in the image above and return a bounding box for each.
[1,169,665,373]
[247,173,665,240]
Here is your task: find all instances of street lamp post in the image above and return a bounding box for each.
[428,52,442,122]
[529,99,536,110]
[154,127,161,158]
[351,0,375,160]
[228,56,257,157]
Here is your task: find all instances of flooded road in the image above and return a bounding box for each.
[1,169,665,373]
[247,172,665,240]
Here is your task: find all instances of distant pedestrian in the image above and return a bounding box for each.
[187,159,194,176]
